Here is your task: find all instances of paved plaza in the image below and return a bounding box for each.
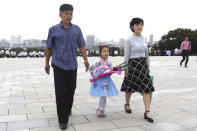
[0,56,197,131]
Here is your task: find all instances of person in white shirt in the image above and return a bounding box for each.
[154,50,157,56]
[32,50,36,57]
[35,51,39,58]
[17,52,22,58]
[24,51,28,57]
[121,18,154,123]
[21,51,25,57]
[38,50,42,57]
[114,50,118,56]
[5,49,10,58]
[41,52,45,57]
[86,50,89,57]
[0,49,5,58]
[29,52,33,57]
[11,51,14,58]
[166,50,171,56]
[158,49,161,56]
[174,48,179,56]
[96,50,99,57]
[13,51,16,57]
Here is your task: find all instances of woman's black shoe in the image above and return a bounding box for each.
[59,123,68,130]
[144,110,154,123]
[124,104,132,113]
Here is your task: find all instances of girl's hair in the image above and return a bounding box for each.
[99,45,110,54]
[130,18,144,32]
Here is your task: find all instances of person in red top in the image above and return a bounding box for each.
[180,36,191,68]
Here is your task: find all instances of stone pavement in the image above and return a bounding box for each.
[0,56,197,131]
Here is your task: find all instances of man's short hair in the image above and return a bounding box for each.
[60,4,73,12]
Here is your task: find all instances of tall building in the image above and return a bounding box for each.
[149,34,153,43]
[86,35,95,48]
[0,37,46,48]
[118,38,125,48]
[23,39,42,48]
[11,35,21,48]
[0,39,10,48]
[41,40,47,47]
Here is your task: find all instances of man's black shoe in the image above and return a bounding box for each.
[59,123,67,130]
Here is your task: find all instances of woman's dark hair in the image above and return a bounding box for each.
[99,45,110,54]
[130,18,144,32]
[60,4,73,12]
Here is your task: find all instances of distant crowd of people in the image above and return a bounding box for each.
[0,48,121,58]
[0,48,185,58]
[0,49,45,58]
[85,50,120,57]
[148,48,181,56]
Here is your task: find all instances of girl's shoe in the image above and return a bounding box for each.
[96,109,102,117]
[144,110,154,123]
[124,104,132,113]
[101,111,106,117]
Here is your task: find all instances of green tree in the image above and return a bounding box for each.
[158,28,197,54]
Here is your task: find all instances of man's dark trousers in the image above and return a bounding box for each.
[53,65,77,124]
[180,50,189,66]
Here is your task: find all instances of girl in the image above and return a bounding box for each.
[89,45,118,117]
[121,18,155,122]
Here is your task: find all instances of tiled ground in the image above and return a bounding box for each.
[0,56,197,131]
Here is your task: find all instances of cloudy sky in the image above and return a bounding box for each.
[0,0,196,42]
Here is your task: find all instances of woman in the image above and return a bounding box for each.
[121,18,155,123]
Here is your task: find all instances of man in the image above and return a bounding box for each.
[5,49,10,58]
[32,50,36,57]
[45,4,89,130]
[11,50,14,58]
[0,49,4,58]
[180,36,191,68]
[29,51,33,57]
[13,51,16,58]
[114,50,118,56]
[166,50,171,56]
[174,48,179,56]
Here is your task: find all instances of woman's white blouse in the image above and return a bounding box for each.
[124,34,154,67]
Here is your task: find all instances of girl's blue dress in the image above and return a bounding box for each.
[90,69,118,97]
